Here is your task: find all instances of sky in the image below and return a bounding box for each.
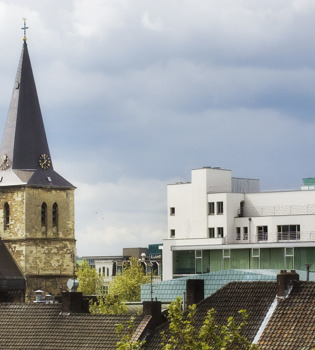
[0,0,315,256]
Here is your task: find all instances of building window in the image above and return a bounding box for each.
[52,202,58,229]
[4,202,9,230]
[107,267,110,277]
[208,202,215,215]
[41,202,47,227]
[209,227,215,238]
[170,207,175,216]
[170,229,175,238]
[223,249,230,269]
[217,202,223,214]
[99,268,101,276]
[277,225,300,241]
[285,247,294,269]
[195,250,202,274]
[236,227,241,240]
[196,250,202,258]
[102,267,105,276]
[252,248,260,258]
[252,248,260,269]
[223,249,230,258]
[257,226,268,241]
[101,285,109,295]
[217,227,224,238]
[243,227,248,240]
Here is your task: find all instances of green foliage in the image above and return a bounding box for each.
[116,317,146,350]
[90,294,128,315]
[161,297,259,350]
[116,297,259,350]
[90,257,150,314]
[109,257,151,302]
[76,259,103,295]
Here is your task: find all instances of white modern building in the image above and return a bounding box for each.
[163,167,315,280]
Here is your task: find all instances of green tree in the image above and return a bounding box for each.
[109,257,150,302]
[161,297,259,350]
[90,257,151,314]
[116,297,259,350]
[116,317,146,350]
[76,259,103,295]
[90,294,127,315]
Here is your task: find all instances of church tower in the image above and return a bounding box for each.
[0,27,76,300]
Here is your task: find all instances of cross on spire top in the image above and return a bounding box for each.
[21,18,28,41]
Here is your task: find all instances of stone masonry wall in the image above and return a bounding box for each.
[0,186,76,299]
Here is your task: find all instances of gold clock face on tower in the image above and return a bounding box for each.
[0,154,10,170]
[39,153,51,169]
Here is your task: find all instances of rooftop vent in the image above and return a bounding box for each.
[67,278,79,292]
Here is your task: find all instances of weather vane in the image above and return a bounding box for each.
[21,18,28,41]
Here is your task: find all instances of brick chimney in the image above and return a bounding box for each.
[186,279,204,307]
[277,270,299,297]
[62,292,89,313]
[143,301,165,330]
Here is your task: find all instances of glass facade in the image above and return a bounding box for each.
[173,247,315,276]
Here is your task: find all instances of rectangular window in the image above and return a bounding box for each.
[208,202,215,215]
[217,227,224,238]
[223,249,230,269]
[217,202,224,214]
[251,248,260,269]
[243,227,248,240]
[257,226,268,241]
[170,207,175,216]
[209,227,215,238]
[252,248,260,257]
[170,229,175,238]
[285,247,294,270]
[285,247,294,256]
[223,249,230,258]
[101,285,109,295]
[236,227,241,240]
[195,250,202,258]
[277,225,300,241]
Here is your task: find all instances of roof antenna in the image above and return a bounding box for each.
[21,18,28,42]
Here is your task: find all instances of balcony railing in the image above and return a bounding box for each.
[255,230,314,243]
[244,204,315,217]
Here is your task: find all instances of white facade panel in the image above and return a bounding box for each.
[163,167,315,280]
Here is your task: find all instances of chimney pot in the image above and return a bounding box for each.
[62,292,84,313]
[186,279,204,307]
[277,270,299,297]
[143,301,164,330]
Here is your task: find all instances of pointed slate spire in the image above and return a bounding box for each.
[0,41,74,188]
[1,41,51,170]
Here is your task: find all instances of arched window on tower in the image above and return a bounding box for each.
[52,202,58,230]
[41,202,47,232]
[4,202,9,230]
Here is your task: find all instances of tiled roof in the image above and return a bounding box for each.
[142,269,279,302]
[259,281,315,350]
[144,281,278,349]
[142,269,315,303]
[0,303,143,349]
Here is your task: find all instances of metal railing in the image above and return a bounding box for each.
[244,204,315,217]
